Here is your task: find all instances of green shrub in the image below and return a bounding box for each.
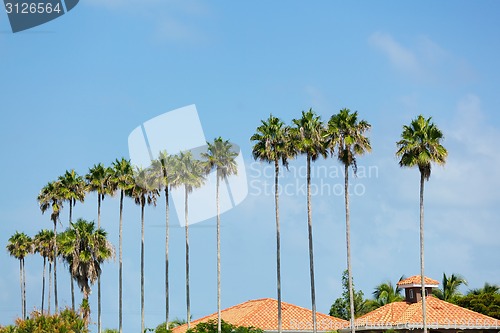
[0,309,88,333]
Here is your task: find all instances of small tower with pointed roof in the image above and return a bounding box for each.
[397,275,439,303]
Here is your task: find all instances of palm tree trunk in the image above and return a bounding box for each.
[70,200,75,311]
[71,276,75,311]
[419,172,427,333]
[345,164,355,333]
[275,159,282,333]
[19,259,23,319]
[217,175,222,333]
[165,187,170,331]
[23,258,27,319]
[141,201,146,333]
[42,257,46,313]
[119,190,124,333]
[48,261,52,314]
[53,220,58,312]
[185,187,191,329]
[98,194,102,333]
[306,155,317,333]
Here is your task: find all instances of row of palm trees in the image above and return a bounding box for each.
[30,137,237,333]
[6,219,113,326]
[7,108,447,333]
[251,109,447,333]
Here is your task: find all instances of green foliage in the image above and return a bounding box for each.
[432,273,467,302]
[455,287,500,319]
[186,319,262,333]
[329,270,375,320]
[0,309,88,333]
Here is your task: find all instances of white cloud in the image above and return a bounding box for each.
[368,32,476,84]
[369,32,420,74]
[84,0,211,44]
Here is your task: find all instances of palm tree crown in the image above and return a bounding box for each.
[251,115,292,167]
[433,273,467,301]
[290,109,327,160]
[396,115,447,179]
[373,279,404,306]
[58,169,87,220]
[203,137,238,180]
[328,108,372,172]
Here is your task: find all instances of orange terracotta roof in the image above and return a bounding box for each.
[355,296,499,330]
[171,298,349,333]
[397,276,439,287]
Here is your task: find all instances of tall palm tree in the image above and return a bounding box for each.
[6,232,33,320]
[251,115,293,333]
[111,158,134,333]
[33,229,55,313]
[58,218,114,327]
[372,279,404,306]
[290,109,327,333]
[433,273,467,301]
[170,151,206,329]
[328,108,371,333]
[151,151,174,330]
[202,137,238,333]
[396,115,447,333]
[38,180,63,312]
[86,163,113,333]
[127,166,159,333]
[59,169,87,311]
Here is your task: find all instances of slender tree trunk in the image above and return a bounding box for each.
[19,259,23,319]
[185,187,191,329]
[71,276,75,311]
[119,190,124,333]
[98,194,102,333]
[48,261,52,314]
[306,155,317,333]
[23,258,26,319]
[42,257,46,313]
[53,220,58,312]
[420,172,427,333]
[275,159,282,333]
[217,175,222,333]
[141,201,146,333]
[70,200,75,311]
[345,164,355,333]
[165,187,170,330]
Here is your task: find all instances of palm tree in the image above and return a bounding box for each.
[151,151,174,330]
[59,169,87,310]
[111,158,134,333]
[372,279,404,306]
[58,218,114,327]
[86,163,113,333]
[33,229,55,313]
[328,108,371,333]
[170,151,206,329]
[6,232,33,320]
[290,109,327,333]
[38,180,63,312]
[469,283,500,295]
[127,166,159,333]
[251,115,293,333]
[433,273,467,301]
[396,115,447,333]
[202,137,238,333]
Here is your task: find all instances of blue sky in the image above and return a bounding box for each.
[1,1,500,332]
